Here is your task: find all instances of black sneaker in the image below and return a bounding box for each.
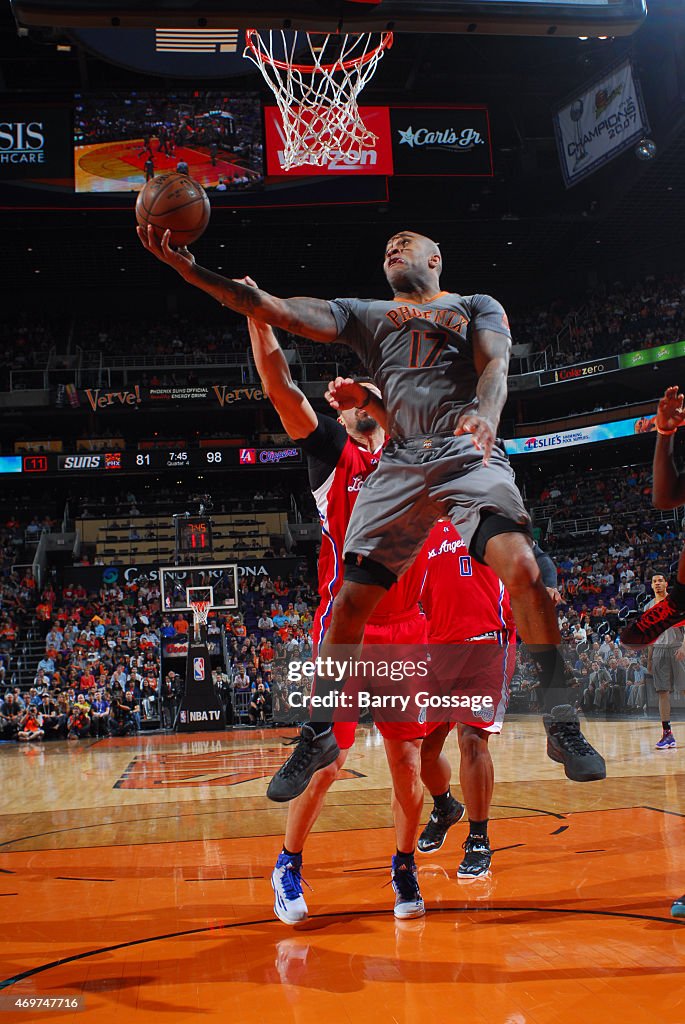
[417,797,466,854]
[620,596,685,646]
[458,836,491,879]
[266,725,340,803]
[543,704,606,782]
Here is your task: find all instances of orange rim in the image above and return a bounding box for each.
[245,28,393,74]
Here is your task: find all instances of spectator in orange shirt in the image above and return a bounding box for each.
[173,615,189,635]
[18,707,44,742]
[80,670,96,692]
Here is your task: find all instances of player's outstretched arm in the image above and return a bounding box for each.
[653,386,685,509]
[454,328,511,465]
[245,307,317,441]
[137,226,338,342]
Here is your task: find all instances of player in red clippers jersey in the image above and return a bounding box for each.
[245,306,433,925]
[417,519,558,879]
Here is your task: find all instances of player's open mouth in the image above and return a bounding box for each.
[388,257,405,267]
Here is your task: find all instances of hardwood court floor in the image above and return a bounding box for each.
[0,716,684,1024]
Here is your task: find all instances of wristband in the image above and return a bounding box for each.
[358,388,372,409]
[656,424,678,436]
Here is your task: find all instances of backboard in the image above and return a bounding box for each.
[11,0,647,37]
[160,563,238,612]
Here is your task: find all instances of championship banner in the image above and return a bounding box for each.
[264,105,393,176]
[553,58,649,188]
[389,107,493,177]
[505,411,657,456]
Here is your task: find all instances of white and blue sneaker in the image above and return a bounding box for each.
[391,856,425,920]
[271,852,308,925]
[671,894,685,917]
[656,731,676,750]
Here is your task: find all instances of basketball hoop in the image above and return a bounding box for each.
[244,29,393,170]
[187,585,213,641]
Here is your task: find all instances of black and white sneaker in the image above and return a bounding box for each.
[391,856,425,919]
[417,797,466,854]
[266,725,340,803]
[458,836,492,879]
[543,704,606,783]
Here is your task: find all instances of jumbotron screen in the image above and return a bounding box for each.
[73,90,264,193]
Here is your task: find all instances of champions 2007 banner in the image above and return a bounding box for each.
[553,59,649,188]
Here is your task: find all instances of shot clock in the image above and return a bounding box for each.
[174,515,214,558]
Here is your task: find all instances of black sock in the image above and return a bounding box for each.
[662,721,671,733]
[529,646,569,713]
[469,819,488,840]
[305,721,332,737]
[395,849,415,865]
[672,581,685,609]
[433,789,453,814]
[282,846,302,860]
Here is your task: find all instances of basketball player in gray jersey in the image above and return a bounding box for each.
[138,225,606,796]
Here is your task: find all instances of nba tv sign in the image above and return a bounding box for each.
[390,107,493,177]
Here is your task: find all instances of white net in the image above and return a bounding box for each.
[245,30,393,170]
[190,600,211,641]
[190,600,211,628]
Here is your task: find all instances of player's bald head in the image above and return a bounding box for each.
[386,231,440,255]
[383,231,442,292]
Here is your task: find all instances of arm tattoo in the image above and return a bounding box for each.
[475,357,509,424]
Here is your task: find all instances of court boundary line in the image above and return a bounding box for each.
[0,804,679,854]
[2,902,683,991]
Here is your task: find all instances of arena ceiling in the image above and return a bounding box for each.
[2,0,685,303]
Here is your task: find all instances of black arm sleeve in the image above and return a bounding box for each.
[533,543,558,589]
[294,414,347,492]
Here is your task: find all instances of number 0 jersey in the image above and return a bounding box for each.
[420,520,514,643]
[328,291,511,440]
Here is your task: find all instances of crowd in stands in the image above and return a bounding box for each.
[0,564,319,741]
[514,269,685,367]
[5,268,685,382]
[1,449,683,740]
[0,315,57,388]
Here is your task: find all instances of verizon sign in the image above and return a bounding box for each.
[264,106,393,176]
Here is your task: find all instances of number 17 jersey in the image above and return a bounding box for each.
[328,291,511,440]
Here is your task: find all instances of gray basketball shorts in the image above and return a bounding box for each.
[652,647,685,693]
[343,433,531,582]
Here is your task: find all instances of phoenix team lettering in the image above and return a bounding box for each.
[386,307,467,331]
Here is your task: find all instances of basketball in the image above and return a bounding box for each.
[135,172,211,246]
